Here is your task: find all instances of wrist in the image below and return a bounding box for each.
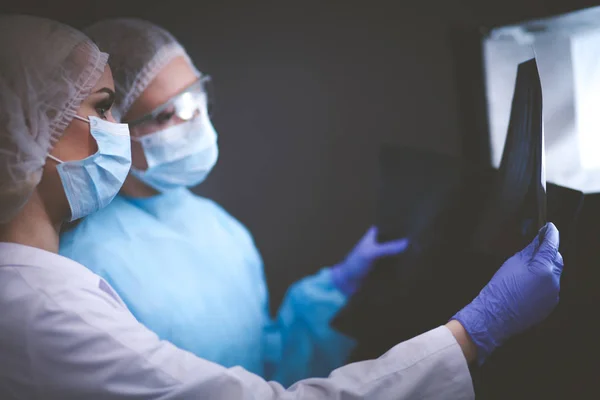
[446,320,478,364]
[329,264,358,297]
[452,297,504,365]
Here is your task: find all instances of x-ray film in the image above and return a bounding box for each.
[331,58,588,398]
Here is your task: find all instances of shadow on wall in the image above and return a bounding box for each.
[2,0,596,310]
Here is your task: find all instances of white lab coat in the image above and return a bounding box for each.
[0,242,474,399]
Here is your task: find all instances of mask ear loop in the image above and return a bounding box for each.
[47,115,92,164]
[73,115,90,124]
[47,154,63,164]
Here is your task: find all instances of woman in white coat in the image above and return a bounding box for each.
[0,14,563,400]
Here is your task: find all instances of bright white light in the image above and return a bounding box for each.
[483,6,600,193]
[572,28,600,170]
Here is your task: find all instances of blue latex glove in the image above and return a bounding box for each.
[452,222,564,365]
[331,226,410,296]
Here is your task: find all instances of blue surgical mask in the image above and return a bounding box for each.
[130,113,219,192]
[48,115,131,221]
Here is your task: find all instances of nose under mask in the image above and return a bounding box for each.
[48,115,132,221]
[130,114,219,193]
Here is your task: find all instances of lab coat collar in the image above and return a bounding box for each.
[0,241,126,306]
[0,242,99,282]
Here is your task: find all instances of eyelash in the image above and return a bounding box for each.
[95,100,113,119]
[156,110,176,124]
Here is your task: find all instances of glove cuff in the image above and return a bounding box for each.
[451,305,501,365]
[330,264,358,297]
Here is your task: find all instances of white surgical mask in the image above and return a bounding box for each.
[130,113,219,192]
[48,115,132,221]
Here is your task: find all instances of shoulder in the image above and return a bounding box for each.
[62,195,141,242]
[0,250,121,314]
[59,197,142,275]
[188,193,255,241]
[59,239,128,280]
[184,192,230,217]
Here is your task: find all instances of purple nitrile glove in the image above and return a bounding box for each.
[331,226,410,296]
[452,222,564,365]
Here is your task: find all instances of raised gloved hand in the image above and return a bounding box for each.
[452,222,564,364]
[331,226,409,296]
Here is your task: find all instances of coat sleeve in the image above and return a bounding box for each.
[30,281,474,400]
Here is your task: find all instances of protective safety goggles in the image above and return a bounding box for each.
[127,75,213,127]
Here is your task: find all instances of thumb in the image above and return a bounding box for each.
[530,222,560,272]
[519,224,547,259]
[553,251,564,277]
[373,237,410,257]
[533,222,560,259]
[363,226,378,242]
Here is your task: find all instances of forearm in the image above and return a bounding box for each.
[445,320,477,364]
[269,268,355,385]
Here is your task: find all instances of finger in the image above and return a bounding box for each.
[363,226,378,242]
[375,237,410,257]
[529,223,560,275]
[534,222,560,260]
[519,224,548,258]
[368,226,378,236]
[553,251,564,277]
[522,222,557,259]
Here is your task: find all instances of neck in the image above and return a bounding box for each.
[0,190,61,253]
[120,173,160,199]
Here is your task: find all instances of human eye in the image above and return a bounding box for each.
[155,107,176,125]
[95,97,114,120]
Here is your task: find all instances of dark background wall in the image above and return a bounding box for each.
[3,0,596,310]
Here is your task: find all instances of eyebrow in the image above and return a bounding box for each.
[94,87,115,100]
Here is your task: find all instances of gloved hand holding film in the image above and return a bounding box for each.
[452,222,564,364]
[331,226,409,296]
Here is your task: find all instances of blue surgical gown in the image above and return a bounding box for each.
[59,188,355,386]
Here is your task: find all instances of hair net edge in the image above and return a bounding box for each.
[118,43,188,120]
[48,50,109,148]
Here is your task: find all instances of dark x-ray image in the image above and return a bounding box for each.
[470,58,546,257]
[332,58,596,399]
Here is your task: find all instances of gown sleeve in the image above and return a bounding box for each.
[263,268,357,387]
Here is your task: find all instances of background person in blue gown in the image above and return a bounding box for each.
[59,18,409,386]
